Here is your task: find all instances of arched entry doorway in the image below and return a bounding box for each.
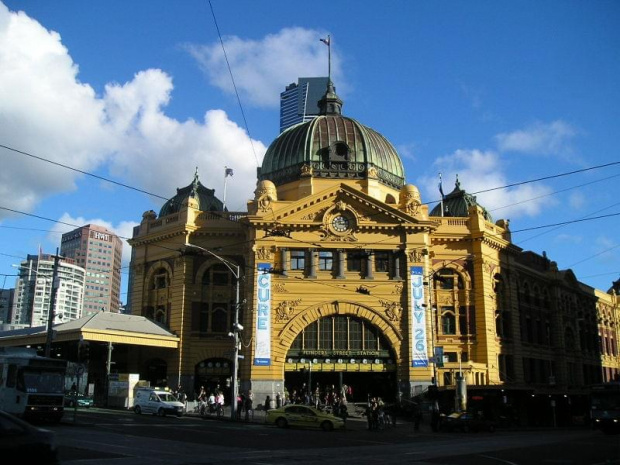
[284,315,397,403]
[195,358,232,400]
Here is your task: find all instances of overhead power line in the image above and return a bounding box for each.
[208,0,260,168]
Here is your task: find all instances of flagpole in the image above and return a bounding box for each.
[223,166,228,211]
[321,35,331,83]
[439,172,444,217]
[327,34,331,82]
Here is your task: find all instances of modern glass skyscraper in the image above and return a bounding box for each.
[279,77,328,133]
[60,224,123,315]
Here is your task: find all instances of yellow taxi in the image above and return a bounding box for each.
[265,405,345,431]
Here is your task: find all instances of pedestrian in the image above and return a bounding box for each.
[236,392,244,420]
[276,392,282,408]
[244,390,254,421]
[264,395,271,411]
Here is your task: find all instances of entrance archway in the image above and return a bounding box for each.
[194,358,232,400]
[284,314,398,403]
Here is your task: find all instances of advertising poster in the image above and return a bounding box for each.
[254,263,272,366]
[410,266,428,367]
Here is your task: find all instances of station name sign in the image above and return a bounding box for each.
[298,350,382,357]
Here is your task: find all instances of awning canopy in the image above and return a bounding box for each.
[0,312,179,349]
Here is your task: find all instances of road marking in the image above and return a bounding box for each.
[479,454,520,465]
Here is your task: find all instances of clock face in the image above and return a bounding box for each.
[332,215,350,232]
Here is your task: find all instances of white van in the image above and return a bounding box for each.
[133,388,184,417]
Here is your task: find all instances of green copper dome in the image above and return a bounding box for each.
[430,176,492,221]
[159,169,224,217]
[259,82,405,189]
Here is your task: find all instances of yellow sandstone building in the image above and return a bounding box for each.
[127,82,619,425]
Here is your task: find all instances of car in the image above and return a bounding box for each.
[265,405,345,431]
[133,388,185,417]
[440,411,496,432]
[0,409,59,464]
[64,391,94,408]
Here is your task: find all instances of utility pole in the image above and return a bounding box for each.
[45,248,62,358]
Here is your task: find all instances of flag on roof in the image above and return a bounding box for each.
[225,167,234,177]
[320,36,330,46]
[438,173,444,198]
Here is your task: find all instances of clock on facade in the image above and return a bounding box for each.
[331,215,350,232]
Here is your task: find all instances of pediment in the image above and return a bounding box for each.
[265,184,427,231]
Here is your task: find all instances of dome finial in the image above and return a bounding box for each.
[191,167,200,198]
[318,80,343,115]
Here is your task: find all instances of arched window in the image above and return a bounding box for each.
[435,268,464,290]
[289,316,390,354]
[151,268,169,290]
[154,305,167,325]
[191,263,236,336]
[441,307,456,335]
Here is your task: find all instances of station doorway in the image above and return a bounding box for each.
[283,314,398,403]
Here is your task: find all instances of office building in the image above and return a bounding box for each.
[60,224,123,314]
[280,77,329,132]
[11,254,85,327]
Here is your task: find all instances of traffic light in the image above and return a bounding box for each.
[78,341,90,363]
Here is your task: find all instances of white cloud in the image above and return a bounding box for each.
[0,3,110,216]
[495,120,577,156]
[419,148,554,219]
[0,4,266,222]
[185,27,341,108]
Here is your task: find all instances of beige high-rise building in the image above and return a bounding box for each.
[61,224,123,315]
[127,82,619,426]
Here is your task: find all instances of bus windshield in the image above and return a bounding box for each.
[19,369,65,394]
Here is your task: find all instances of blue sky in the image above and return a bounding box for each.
[0,0,618,305]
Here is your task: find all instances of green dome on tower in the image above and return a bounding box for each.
[259,81,405,189]
[430,176,492,221]
[159,169,224,217]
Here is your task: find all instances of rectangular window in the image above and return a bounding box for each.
[290,250,305,271]
[364,326,378,350]
[318,251,333,271]
[458,306,468,335]
[346,252,362,272]
[334,317,348,350]
[349,319,362,350]
[304,322,318,350]
[374,251,389,273]
[319,318,332,350]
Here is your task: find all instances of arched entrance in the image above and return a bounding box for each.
[284,315,397,403]
[194,358,232,400]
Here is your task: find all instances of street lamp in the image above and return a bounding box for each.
[424,255,474,414]
[184,243,242,421]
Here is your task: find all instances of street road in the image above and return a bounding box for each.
[46,408,619,465]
